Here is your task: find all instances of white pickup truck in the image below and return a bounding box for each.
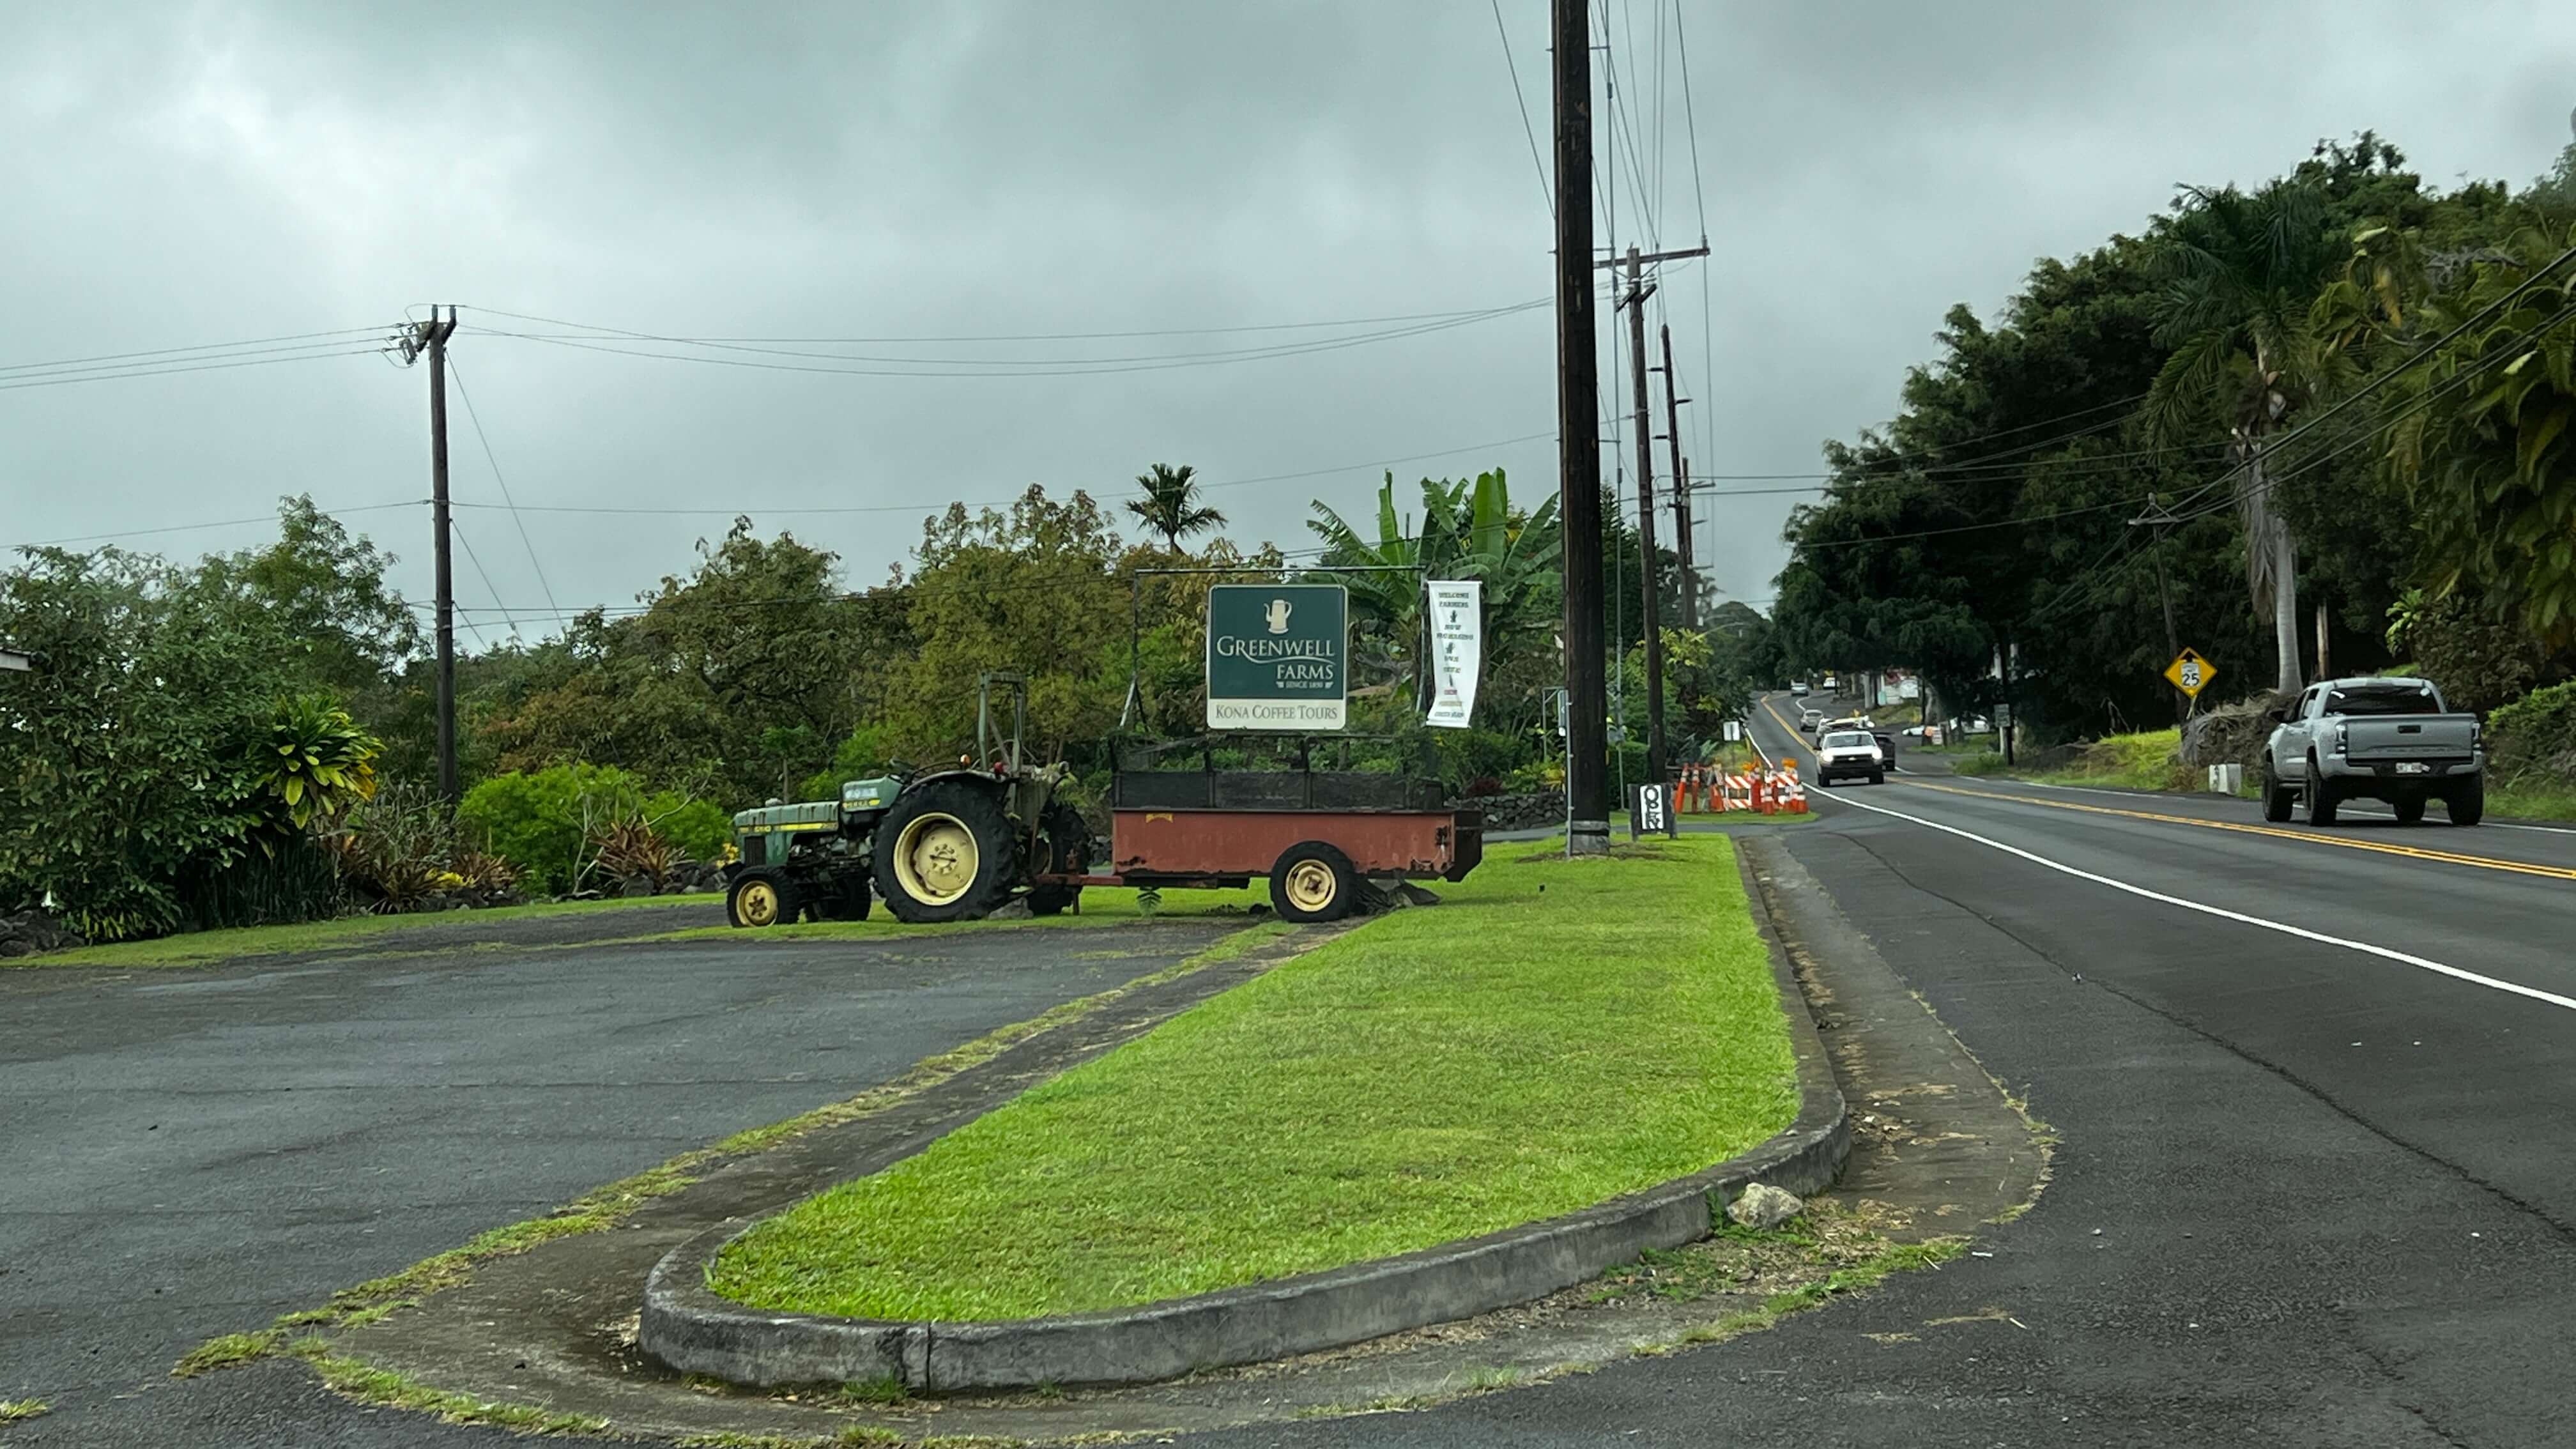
[2259,676,2483,826]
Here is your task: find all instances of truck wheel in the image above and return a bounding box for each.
[2447,778,2486,827]
[1026,802,1091,917]
[2392,798,2425,826]
[1269,841,1358,924]
[2260,760,2294,822]
[2304,756,2339,826]
[872,779,1015,923]
[726,869,796,929]
[1868,769,1885,786]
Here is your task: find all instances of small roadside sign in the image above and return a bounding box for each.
[1631,782,1677,839]
[2163,647,2216,699]
[1722,719,1743,743]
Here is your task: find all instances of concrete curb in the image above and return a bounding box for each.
[640,848,1850,1391]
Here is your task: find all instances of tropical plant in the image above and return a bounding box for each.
[2375,222,2576,647]
[254,695,382,838]
[1126,463,1226,550]
[2143,178,2349,694]
[1305,468,1562,702]
[590,818,685,893]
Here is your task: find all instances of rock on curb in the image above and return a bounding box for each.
[638,847,1850,1391]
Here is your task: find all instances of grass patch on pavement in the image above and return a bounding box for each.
[640,883,1269,948]
[24,894,708,970]
[0,1399,49,1423]
[707,836,1797,1322]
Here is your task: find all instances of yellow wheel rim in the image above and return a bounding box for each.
[1284,859,1338,913]
[893,812,980,907]
[737,879,782,927]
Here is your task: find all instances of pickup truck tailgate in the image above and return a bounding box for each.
[2344,716,2478,761]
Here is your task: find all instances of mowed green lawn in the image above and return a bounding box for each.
[707,835,1798,1322]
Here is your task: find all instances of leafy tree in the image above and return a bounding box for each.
[0,549,299,938]
[1126,463,1227,550]
[199,495,418,699]
[888,486,1130,761]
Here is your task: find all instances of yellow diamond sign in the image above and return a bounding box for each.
[2163,647,2216,698]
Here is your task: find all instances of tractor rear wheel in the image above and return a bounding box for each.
[1026,802,1091,917]
[872,779,1016,923]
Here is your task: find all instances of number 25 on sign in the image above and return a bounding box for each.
[2163,647,2216,699]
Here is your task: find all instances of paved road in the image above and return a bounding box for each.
[16,712,2576,1448]
[0,917,1231,1447]
[1189,694,2576,1448]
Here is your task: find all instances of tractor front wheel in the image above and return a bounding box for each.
[872,779,1016,923]
[726,869,797,929]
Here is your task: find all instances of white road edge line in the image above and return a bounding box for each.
[1816,786,2576,1015]
[1999,773,2576,835]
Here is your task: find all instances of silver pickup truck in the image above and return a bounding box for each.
[2260,676,2483,826]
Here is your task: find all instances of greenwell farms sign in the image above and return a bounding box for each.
[1206,583,1347,730]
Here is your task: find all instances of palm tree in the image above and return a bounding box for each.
[1126,463,1226,550]
[2144,180,2345,694]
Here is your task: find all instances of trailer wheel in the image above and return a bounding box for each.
[1269,841,1358,924]
[726,869,796,929]
[1026,802,1091,917]
[873,779,1015,923]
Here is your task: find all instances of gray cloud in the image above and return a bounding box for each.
[5,1,2571,643]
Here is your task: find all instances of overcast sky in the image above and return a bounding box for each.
[5,1,2572,647]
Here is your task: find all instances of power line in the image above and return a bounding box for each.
[461,301,1549,347]
[442,429,1567,521]
[1488,0,1553,221]
[445,356,569,632]
[0,325,396,377]
[473,302,1550,380]
[446,521,507,646]
[0,345,390,394]
[1672,0,1709,245]
[13,500,419,550]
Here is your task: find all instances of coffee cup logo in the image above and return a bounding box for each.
[1264,598,1293,634]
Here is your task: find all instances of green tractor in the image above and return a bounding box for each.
[722,674,1093,928]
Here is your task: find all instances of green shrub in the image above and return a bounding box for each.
[2488,681,2576,779]
[459,765,729,896]
[1949,751,2008,777]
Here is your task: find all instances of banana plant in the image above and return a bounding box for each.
[1305,468,1561,687]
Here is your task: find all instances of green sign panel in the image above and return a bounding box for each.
[1206,583,1347,730]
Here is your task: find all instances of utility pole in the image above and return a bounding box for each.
[2129,498,2186,724]
[1621,249,1666,788]
[1593,243,1706,793]
[1657,325,1694,629]
[403,307,463,803]
[1551,0,1608,857]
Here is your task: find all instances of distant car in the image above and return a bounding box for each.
[1790,680,1811,698]
[1800,707,1827,733]
[1815,730,1886,786]
[1899,724,1932,740]
[1872,730,1898,769]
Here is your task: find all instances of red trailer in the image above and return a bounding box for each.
[1034,740,1482,923]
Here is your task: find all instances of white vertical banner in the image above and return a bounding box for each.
[1424,579,1483,729]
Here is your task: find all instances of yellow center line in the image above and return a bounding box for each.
[1756,696,2575,883]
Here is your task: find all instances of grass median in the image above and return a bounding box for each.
[705,834,1798,1322]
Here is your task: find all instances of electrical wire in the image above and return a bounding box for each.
[13,500,419,550]
[1489,0,1554,221]
[0,325,397,377]
[445,357,569,632]
[0,345,392,393]
[445,521,507,646]
[461,302,1548,347]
